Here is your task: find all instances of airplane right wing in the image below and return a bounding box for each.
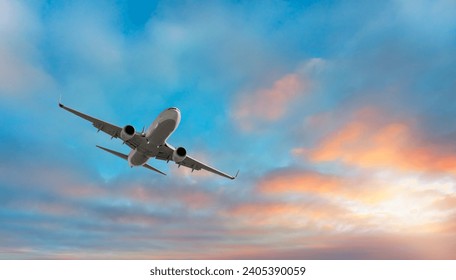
[156,143,238,180]
[181,154,239,180]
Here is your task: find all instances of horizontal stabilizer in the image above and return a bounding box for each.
[143,163,166,176]
[96,145,127,160]
[96,145,166,176]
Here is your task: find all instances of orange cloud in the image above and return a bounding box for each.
[431,195,456,212]
[303,109,456,175]
[233,73,310,130]
[223,200,354,231]
[249,166,456,238]
[257,169,394,205]
[258,169,340,194]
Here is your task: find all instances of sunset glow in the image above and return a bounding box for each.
[1,0,455,259]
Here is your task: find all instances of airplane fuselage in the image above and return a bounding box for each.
[128,107,181,167]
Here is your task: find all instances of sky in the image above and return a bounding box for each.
[0,0,456,259]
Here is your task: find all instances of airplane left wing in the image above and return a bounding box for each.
[59,102,143,149]
[156,144,238,180]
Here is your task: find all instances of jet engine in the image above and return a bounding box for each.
[120,125,135,141]
[173,147,187,163]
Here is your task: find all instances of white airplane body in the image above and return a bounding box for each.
[59,102,238,180]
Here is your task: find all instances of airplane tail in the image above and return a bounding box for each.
[95,145,166,176]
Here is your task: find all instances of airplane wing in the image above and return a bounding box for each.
[59,102,143,149]
[156,143,238,180]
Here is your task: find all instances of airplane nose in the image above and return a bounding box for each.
[167,107,180,112]
[163,107,181,124]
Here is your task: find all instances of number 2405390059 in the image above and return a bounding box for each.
[242,266,306,276]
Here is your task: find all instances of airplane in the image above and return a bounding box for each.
[59,101,238,180]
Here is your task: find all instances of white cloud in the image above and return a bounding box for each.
[47,2,126,78]
[0,0,54,95]
[395,0,456,34]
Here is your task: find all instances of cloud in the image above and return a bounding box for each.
[47,2,125,78]
[223,199,358,235]
[249,164,456,235]
[232,59,324,131]
[257,168,394,205]
[301,108,456,175]
[217,167,456,258]
[214,232,456,260]
[233,73,307,125]
[0,150,244,259]
[431,195,456,212]
[0,0,54,95]
[1,0,456,260]
[2,151,456,259]
[394,0,456,38]
[258,169,341,194]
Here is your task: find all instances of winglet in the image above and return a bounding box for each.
[232,170,240,180]
[58,95,64,108]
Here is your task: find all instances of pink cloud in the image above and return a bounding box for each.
[233,72,311,130]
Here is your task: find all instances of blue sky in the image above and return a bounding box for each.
[1,0,456,259]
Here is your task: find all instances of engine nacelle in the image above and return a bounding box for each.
[120,125,135,141]
[173,147,187,163]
